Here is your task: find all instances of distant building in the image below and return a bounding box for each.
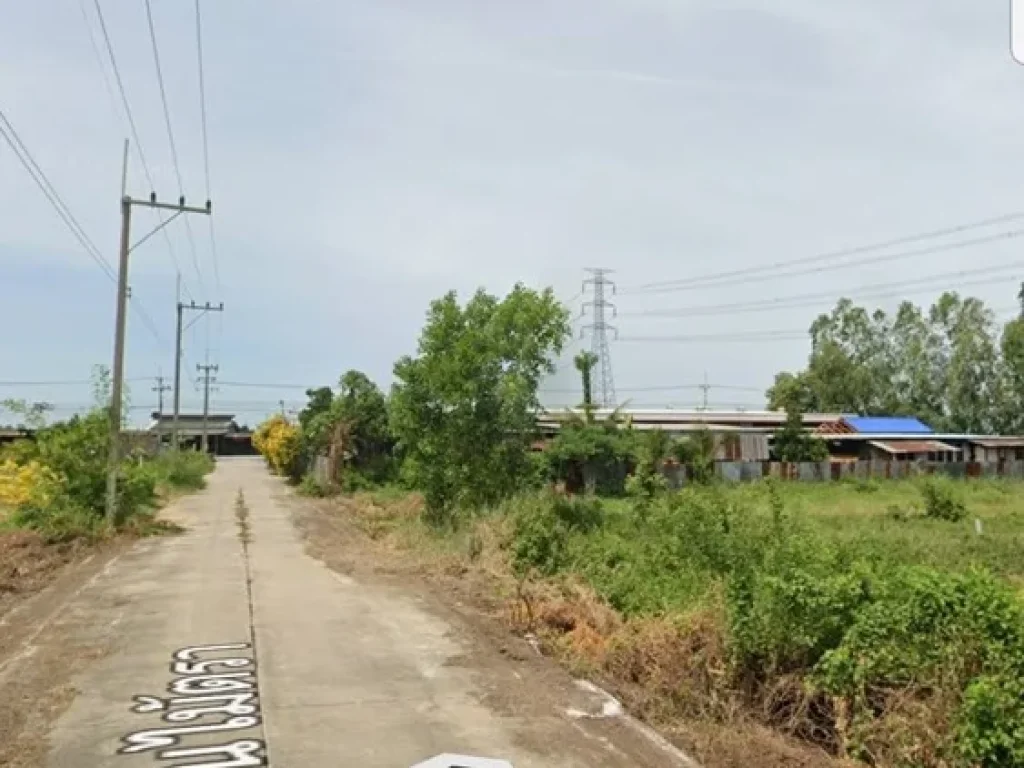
[814,416,961,462]
[148,413,255,456]
[535,407,847,462]
[967,437,1024,463]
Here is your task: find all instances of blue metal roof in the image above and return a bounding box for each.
[842,416,934,434]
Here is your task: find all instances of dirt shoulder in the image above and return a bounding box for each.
[0,532,133,768]
[292,493,851,768]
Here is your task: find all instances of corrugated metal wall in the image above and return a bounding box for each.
[663,460,1024,488]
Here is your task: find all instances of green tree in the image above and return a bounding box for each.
[673,427,716,484]
[931,294,1002,433]
[390,285,570,522]
[772,407,829,462]
[1,399,54,429]
[767,293,1012,432]
[545,409,635,494]
[999,317,1024,433]
[766,371,818,413]
[573,351,599,408]
[298,387,333,433]
[335,370,391,476]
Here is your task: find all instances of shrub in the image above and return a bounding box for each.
[920,476,968,522]
[813,567,1024,765]
[298,474,330,497]
[150,450,213,491]
[510,493,604,576]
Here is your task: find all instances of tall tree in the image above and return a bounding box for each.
[1000,318,1024,433]
[574,351,599,409]
[768,292,1012,432]
[391,285,570,522]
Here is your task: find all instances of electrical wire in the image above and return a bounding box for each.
[216,381,313,390]
[623,212,1024,294]
[143,0,204,289]
[0,110,115,280]
[622,263,1024,319]
[194,0,221,292]
[0,108,170,349]
[90,0,196,302]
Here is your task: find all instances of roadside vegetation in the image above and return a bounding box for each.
[254,286,1024,768]
[1,369,213,571]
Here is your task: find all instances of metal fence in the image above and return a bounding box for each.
[663,460,1024,488]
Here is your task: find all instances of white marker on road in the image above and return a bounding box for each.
[412,754,513,768]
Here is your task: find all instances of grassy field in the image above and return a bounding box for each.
[340,477,1024,768]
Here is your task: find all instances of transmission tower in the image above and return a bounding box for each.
[581,268,618,406]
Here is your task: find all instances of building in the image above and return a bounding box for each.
[814,416,961,462]
[966,437,1024,463]
[535,408,841,461]
[148,413,255,456]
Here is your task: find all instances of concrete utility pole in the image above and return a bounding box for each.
[152,374,171,415]
[105,139,213,523]
[279,399,286,416]
[700,371,710,411]
[172,300,224,449]
[197,363,219,454]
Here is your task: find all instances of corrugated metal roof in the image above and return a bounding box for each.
[844,416,933,434]
[970,437,1024,448]
[868,439,959,455]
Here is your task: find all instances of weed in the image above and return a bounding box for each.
[920,476,968,522]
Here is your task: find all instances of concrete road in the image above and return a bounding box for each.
[32,458,694,768]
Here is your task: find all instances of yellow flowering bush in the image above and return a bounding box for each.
[253,415,300,476]
[0,458,59,517]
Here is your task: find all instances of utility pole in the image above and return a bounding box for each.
[580,268,618,407]
[1018,281,1024,319]
[197,363,219,454]
[173,300,223,448]
[279,399,286,416]
[152,373,171,415]
[700,372,710,411]
[105,139,213,524]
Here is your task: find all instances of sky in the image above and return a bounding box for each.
[2,0,1024,425]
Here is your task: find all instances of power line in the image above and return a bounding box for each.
[92,0,151,187]
[622,262,1024,319]
[143,0,204,289]
[144,0,183,192]
[540,382,764,394]
[217,381,315,390]
[194,0,221,292]
[623,212,1024,294]
[0,110,115,280]
[90,0,196,302]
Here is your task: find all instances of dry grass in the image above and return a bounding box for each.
[316,489,859,768]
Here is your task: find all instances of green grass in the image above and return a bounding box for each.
[339,478,1024,764]
[741,479,1024,584]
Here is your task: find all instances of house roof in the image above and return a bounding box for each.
[970,437,1024,448]
[843,416,933,435]
[538,408,848,429]
[868,439,959,455]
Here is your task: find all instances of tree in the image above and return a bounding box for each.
[999,318,1024,433]
[545,408,636,494]
[298,387,333,433]
[334,370,391,479]
[772,407,829,462]
[673,428,716,484]
[1,399,54,429]
[390,285,570,522]
[573,352,599,409]
[767,292,1015,433]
